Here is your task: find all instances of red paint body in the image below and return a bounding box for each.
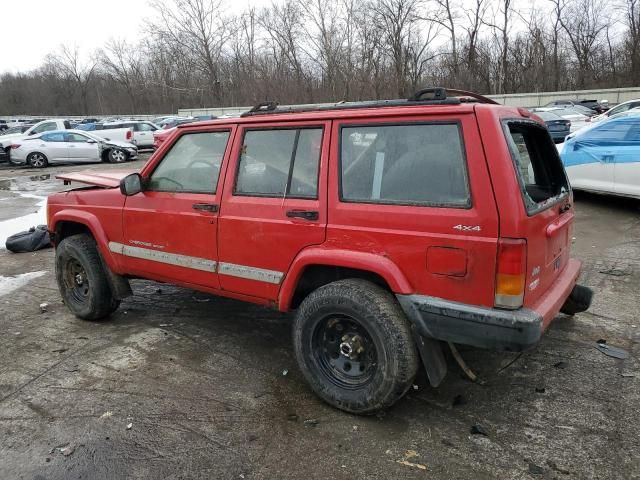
[49,102,580,332]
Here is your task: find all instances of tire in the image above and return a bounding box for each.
[560,284,593,315]
[293,279,419,414]
[27,152,48,168]
[108,148,127,163]
[55,233,119,320]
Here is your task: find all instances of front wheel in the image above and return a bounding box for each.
[293,279,419,414]
[27,152,48,168]
[108,148,127,163]
[55,234,119,320]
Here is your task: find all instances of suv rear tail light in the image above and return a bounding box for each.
[126,130,133,140]
[495,239,526,309]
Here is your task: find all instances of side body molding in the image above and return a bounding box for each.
[278,247,414,311]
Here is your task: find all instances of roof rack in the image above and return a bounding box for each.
[241,87,498,117]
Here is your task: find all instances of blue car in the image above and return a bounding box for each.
[560,116,640,198]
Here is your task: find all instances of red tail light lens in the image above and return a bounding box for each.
[126,130,132,140]
[495,239,526,309]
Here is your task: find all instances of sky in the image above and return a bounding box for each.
[0,0,269,74]
[1,0,148,73]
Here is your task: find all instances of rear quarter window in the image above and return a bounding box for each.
[340,122,470,207]
[504,120,569,215]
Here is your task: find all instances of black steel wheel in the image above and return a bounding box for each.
[55,233,119,320]
[62,258,91,304]
[312,315,378,390]
[293,279,419,414]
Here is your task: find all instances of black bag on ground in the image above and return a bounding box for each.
[5,225,52,253]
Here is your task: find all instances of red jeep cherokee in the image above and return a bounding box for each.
[48,88,592,414]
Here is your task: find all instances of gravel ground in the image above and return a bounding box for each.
[0,157,638,479]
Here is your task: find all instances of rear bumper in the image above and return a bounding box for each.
[397,258,589,352]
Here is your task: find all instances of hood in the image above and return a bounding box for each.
[103,139,137,149]
[56,169,137,188]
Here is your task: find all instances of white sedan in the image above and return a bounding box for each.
[9,130,138,168]
[559,116,640,198]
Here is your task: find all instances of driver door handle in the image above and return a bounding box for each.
[192,203,218,212]
[286,210,319,221]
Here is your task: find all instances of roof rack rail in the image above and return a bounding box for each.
[241,87,497,117]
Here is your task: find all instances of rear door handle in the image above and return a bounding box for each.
[286,210,319,221]
[192,203,218,212]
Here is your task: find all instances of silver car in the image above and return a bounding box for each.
[9,130,138,168]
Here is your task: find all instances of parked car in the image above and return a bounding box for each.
[194,114,217,121]
[0,119,133,157]
[534,111,571,143]
[545,99,602,114]
[534,107,590,133]
[609,107,640,119]
[159,117,196,129]
[47,87,592,414]
[153,127,175,149]
[101,121,159,149]
[559,116,640,198]
[9,130,138,168]
[0,124,33,161]
[591,98,640,123]
[152,115,176,125]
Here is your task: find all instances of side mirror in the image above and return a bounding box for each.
[120,173,143,196]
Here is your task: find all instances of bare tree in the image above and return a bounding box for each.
[432,0,459,78]
[150,0,232,105]
[46,45,97,114]
[100,39,146,113]
[484,0,514,93]
[1,0,638,116]
[556,0,610,88]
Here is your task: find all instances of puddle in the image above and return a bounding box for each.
[0,271,47,297]
[0,174,52,191]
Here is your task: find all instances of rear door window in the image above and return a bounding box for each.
[504,121,569,214]
[340,123,470,207]
[235,127,322,198]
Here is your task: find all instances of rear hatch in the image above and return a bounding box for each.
[503,120,572,307]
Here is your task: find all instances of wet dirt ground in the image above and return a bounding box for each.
[0,157,639,479]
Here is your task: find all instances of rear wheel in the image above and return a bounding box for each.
[55,234,119,320]
[27,152,48,168]
[108,148,127,163]
[293,279,419,414]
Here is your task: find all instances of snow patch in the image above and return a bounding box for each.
[0,271,47,297]
[0,195,47,249]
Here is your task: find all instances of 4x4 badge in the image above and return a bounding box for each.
[453,224,481,232]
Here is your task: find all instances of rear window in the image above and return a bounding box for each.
[340,123,470,207]
[504,121,569,214]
